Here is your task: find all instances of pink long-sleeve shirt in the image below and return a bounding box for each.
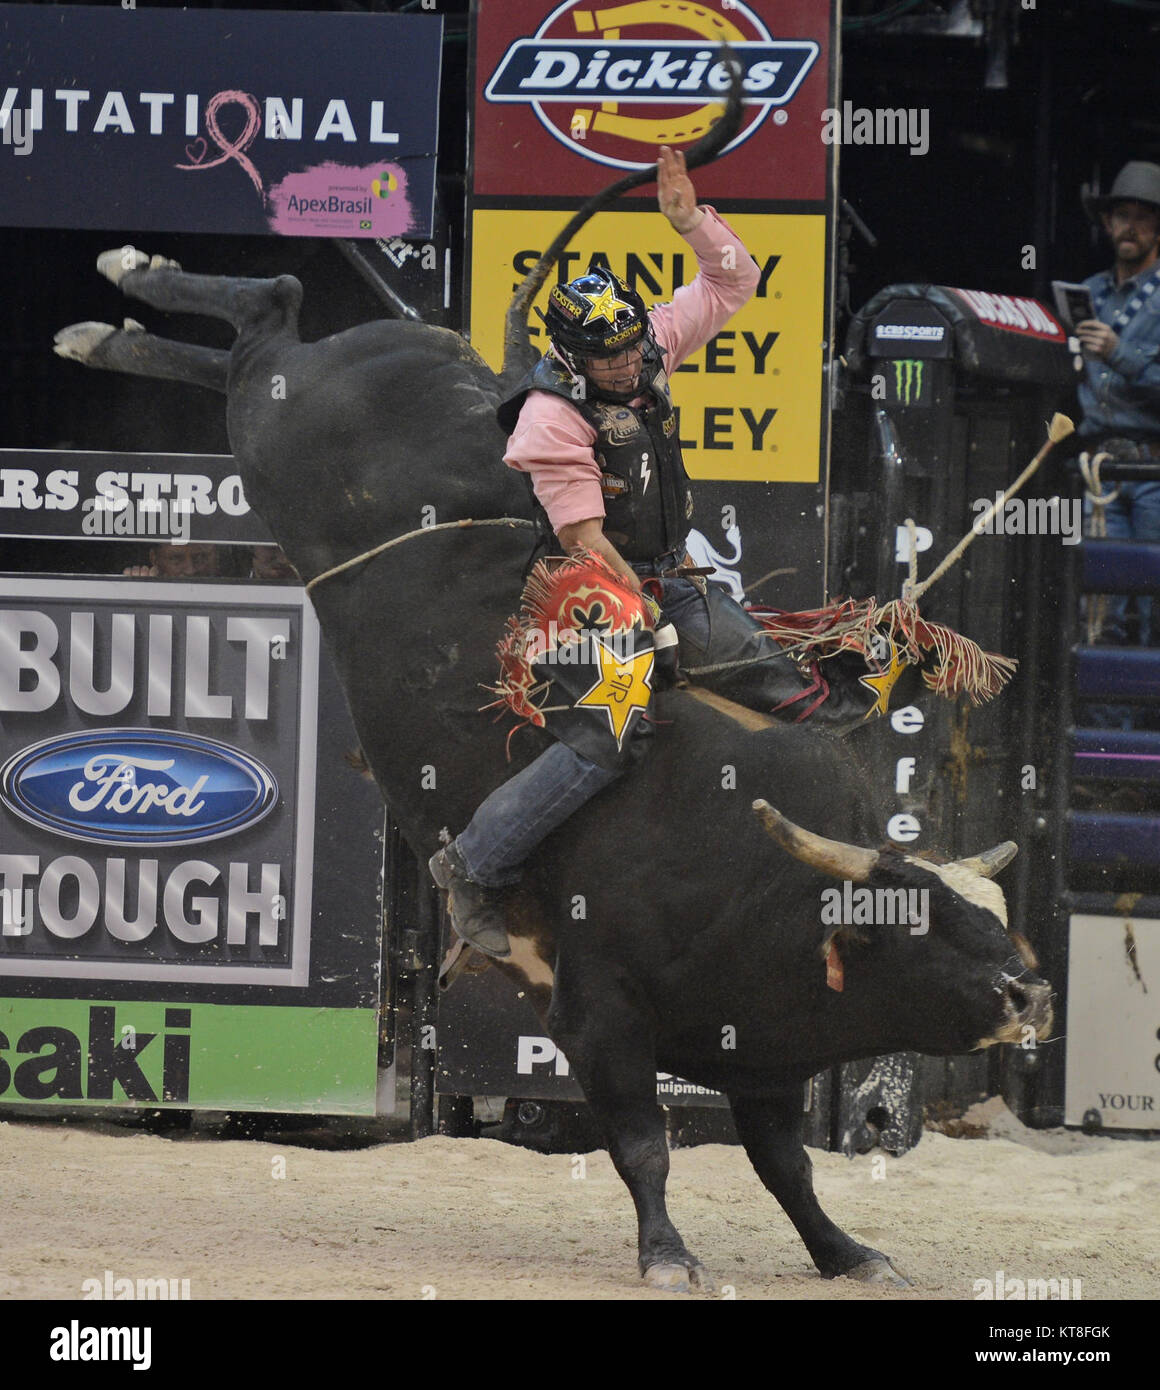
[504,207,761,533]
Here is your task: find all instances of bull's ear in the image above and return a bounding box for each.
[953,842,1018,879]
[752,800,877,883]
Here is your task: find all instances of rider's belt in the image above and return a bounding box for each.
[631,550,715,594]
[662,564,716,579]
[632,548,687,577]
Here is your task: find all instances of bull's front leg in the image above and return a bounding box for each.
[549,962,712,1294]
[728,1088,909,1285]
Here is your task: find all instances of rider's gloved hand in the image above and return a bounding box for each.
[652,620,681,691]
[640,585,681,691]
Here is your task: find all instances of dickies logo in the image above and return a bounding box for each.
[0,728,278,847]
[483,1,818,171]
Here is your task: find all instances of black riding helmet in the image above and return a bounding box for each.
[539,266,652,402]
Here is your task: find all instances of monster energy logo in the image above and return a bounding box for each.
[893,359,925,405]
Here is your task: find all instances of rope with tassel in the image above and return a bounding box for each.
[752,413,1076,704]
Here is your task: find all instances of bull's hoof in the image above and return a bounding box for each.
[97,246,150,285]
[53,321,118,362]
[643,1261,715,1294]
[97,248,180,285]
[842,1256,910,1287]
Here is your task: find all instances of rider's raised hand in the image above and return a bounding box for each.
[657,146,704,235]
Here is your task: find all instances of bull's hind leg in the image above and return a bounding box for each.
[728,1088,909,1285]
[97,247,302,339]
[54,320,229,394]
[549,961,712,1294]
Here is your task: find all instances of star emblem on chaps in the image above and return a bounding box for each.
[858,637,908,718]
[581,281,633,327]
[575,632,654,748]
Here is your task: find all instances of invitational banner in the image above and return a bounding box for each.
[0,5,440,238]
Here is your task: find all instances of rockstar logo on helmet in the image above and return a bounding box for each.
[581,280,634,327]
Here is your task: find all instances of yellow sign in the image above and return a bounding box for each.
[469,208,826,484]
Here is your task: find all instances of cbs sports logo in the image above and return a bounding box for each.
[484,1,820,171]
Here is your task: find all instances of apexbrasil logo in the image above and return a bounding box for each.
[484,1,818,170]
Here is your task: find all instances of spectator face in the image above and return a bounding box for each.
[250,545,298,580]
[1103,200,1160,268]
[149,543,220,577]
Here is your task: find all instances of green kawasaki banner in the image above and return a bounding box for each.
[0,999,380,1114]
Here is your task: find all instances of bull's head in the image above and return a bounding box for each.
[752,800,1053,1053]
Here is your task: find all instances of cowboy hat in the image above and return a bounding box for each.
[1083,161,1160,222]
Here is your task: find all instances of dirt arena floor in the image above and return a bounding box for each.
[3,1096,1157,1301]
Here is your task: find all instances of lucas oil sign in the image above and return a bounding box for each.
[0,577,319,987]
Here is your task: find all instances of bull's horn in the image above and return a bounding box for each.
[954,842,1018,879]
[752,801,878,882]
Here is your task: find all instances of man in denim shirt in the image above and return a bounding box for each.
[1077,161,1160,650]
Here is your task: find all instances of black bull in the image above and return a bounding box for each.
[54,218,1053,1296]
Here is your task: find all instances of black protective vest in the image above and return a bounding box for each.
[497,344,694,563]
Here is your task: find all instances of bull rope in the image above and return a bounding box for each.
[303,517,534,594]
[900,411,1076,603]
[1078,451,1118,645]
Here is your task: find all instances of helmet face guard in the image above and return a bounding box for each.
[541,267,652,402]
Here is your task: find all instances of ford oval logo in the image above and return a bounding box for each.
[0,729,278,847]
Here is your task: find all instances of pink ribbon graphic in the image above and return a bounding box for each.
[175,90,265,199]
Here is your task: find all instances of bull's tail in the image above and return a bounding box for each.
[498,50,746,392]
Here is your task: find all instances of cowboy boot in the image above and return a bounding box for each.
[428,843,512,960]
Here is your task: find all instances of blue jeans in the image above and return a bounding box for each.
[456,574,714,886]
[1084,481,1160,643]
[457,740,623,886]
[1082,481,1160,729]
